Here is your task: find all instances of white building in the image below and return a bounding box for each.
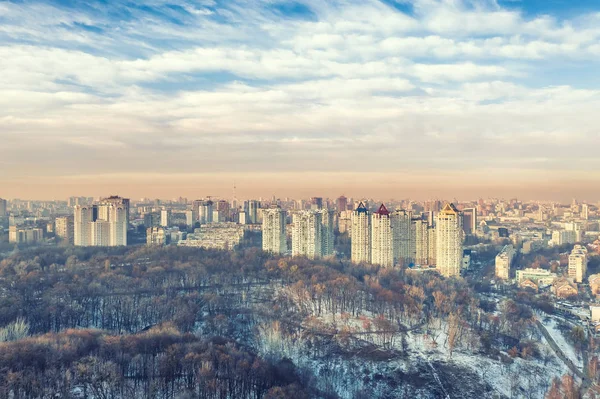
[55,215,74,244]
[147,227,167,245]
[262,206,287,254]
[292,210,322,259]
[318,209,335,257]
[0,198,6,217]
[568,244,588,283]
[160,209,171,227]
[436,203,463,278]
[351,202,371,264]
[74,196,129,247]
[552,230,577,246]
[9,226,44,244]
[391,209,412,266]
[495,244,516,280]
[371,204,394,267]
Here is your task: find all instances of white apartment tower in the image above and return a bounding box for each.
[74,196,129,247]
[351,202,371,264]
[0,198,6,217]
[495,245,516,280]
[262,206,287,254]
[318,209,335,257]
[436,203,463,278]
[292,210,322,259]
[371,204,394,267]
[391,209,412,266]
[55,215,74,244]
[568,245,588,283]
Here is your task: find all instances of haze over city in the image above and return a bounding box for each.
[3,0,600,200]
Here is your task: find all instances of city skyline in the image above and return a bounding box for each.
[3,0,600,200]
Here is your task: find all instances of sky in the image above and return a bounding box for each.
[2,0,600,201]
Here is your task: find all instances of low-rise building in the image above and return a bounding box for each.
[515,268,557,286]
[552,278,578,298]
[520,279,539,292]
[9,226,44,244]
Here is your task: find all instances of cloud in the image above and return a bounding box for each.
[1,0,600,199]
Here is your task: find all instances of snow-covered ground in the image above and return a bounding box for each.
[254,307,570,398]
[539,316,582,368]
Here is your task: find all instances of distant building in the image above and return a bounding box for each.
[371,204,393,267]
[147,227,167,245]
[55,215,74,244]
[391,209,412,266]
[248,200,260,224]
[516,268,557,286]
[582,204,590,220]
[9,226,44,244]
[351,202,371,264]
[180,223,244,250]
[520,279,539,292]
[262,206,287,254]
[462,208,477,235]
[552,278,578,298]
[495,245,516,280]
[336,196,348,212]
[160,209,171,227]
[74,196,129,247]
[199,200,214,224]
[568,244,588,283]
[552,230,577,246]
[0,198,6,217]
[292,210,323,259]
[238,211,247,225]
[436,203,463,278]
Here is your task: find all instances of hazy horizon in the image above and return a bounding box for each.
[2,0,600,201]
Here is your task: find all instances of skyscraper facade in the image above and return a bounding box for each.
[318,209,335,257]
[391,209,412,266]
[292,210,322,259]
[0,198,6,217]
[55,215,74,244]
[74,196,129,247]
[262,206,287,254]
[336,196,348,212]
[351,202,371,264]
[436,203,463,278]
[371,204,393,267]
[568,244,588,283]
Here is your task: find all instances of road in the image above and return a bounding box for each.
[535,319,594,392]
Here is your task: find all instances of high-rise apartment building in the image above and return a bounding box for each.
[495,245,516,280]
[55,215,74,244]
[199,200,214,224]
[462,208,477,235]
[262,206,287,254]
[568,244,588,283]
[582,204,589,220]
[371,204,393,267]
[551,230,577,246]
[336,196,348,212]
[436,203,463,278]
[292,210,322,259]
[391,209,412,266]
[248,200,260,224]
[310,197,324,210]
[351,202,371,264]
[147,227,167,246]
[160,209,171,227]
[318,209,335,257]
[74,196,129,247]
[0,198,6,217]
